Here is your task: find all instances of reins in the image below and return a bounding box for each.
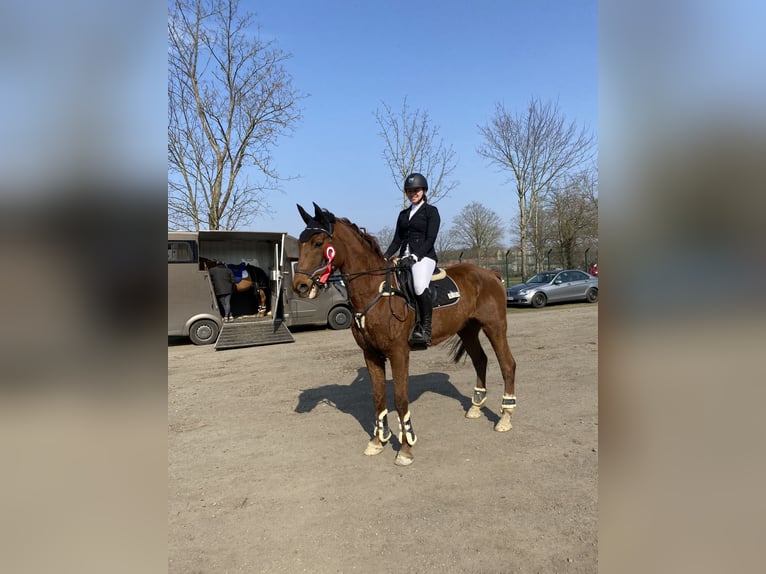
[297,258,410,336]
[341,265,390,282]
[344,265,409,326]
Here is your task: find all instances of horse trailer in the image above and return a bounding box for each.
[168,230,352,349]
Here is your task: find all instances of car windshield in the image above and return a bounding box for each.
[527,273,555,284]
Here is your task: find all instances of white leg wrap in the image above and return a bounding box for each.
[397,411,417,446]
[501,394,517,412]
[472,386,488,407]
[373,409,391,443]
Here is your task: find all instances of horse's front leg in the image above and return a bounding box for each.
[390,351,416,466]
[363,349,390,456]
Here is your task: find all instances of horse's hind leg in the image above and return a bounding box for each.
[482,321,517,432]
[457,322,490,420]
[257,288,267,316]
[363,349,391,456]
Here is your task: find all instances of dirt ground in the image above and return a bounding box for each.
[168,303,598,574]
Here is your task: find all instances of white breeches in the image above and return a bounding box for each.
[411,257,436,295]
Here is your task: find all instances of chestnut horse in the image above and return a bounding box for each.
[293,203,517,466]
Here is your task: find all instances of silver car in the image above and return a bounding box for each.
[506,269,598,308]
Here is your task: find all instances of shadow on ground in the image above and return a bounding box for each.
[295,367,500,432]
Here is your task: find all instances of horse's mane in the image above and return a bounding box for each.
[337,217,385,259]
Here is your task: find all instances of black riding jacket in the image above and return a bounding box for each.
[384,202,441,262]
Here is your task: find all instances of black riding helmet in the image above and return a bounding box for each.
[404,173,428,191]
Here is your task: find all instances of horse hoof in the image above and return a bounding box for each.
[394,452,414,466]
[364,441,385,456]
[494,413,513,432]
[465,405,482,419]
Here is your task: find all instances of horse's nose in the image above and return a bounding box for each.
[294,281,309,296]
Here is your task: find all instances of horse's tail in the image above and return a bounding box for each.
[448,335,467,364]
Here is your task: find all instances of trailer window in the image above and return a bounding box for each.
[168,241,196,263]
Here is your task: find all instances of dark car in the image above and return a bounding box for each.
[506,269,598,308]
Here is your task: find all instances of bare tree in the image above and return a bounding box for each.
[375,97,458,209]
[448,202,505,265]
[545,169,599,268]
[168,0,303,230]
[529,195,550,273]
[477,97,594,278]
[434,230,457,260]
[373,226,395,252]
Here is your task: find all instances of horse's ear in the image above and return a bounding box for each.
[297,204,313,225]
[312,202,324,222]
[313,201,335,224]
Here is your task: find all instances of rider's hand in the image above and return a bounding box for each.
[388,256,400,266]
[397,255,415,268]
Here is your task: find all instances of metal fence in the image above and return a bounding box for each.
[440,247,598,285]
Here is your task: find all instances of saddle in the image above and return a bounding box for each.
[385,265,460,311]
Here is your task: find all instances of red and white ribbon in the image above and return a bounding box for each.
[319,244,336,284]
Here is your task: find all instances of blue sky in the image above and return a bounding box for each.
[240,0,598,243]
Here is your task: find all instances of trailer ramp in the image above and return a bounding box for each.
[214,318,294,350]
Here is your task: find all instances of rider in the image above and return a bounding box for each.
[383,173,441,347]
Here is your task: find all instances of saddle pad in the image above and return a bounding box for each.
[378,270,460,309]
[431,274,460,309]
[227,262,246,282]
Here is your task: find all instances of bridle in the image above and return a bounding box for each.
[294,242,337,289]
[294,225,410,329]
[293,204,413,356]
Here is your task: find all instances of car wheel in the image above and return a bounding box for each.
[531,292,547,309]
[189,318,220,345]
[328,306,353,330]
[585,288,598,303]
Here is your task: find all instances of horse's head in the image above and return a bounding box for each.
[293,202,342,299]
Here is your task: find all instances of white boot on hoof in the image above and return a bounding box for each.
[394,451,414,466]
[364,440,386,456]
[465,405,483,419]
[494,411,513,432]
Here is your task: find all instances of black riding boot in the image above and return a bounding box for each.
[420,291,433,344]
[410,291,433,347]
